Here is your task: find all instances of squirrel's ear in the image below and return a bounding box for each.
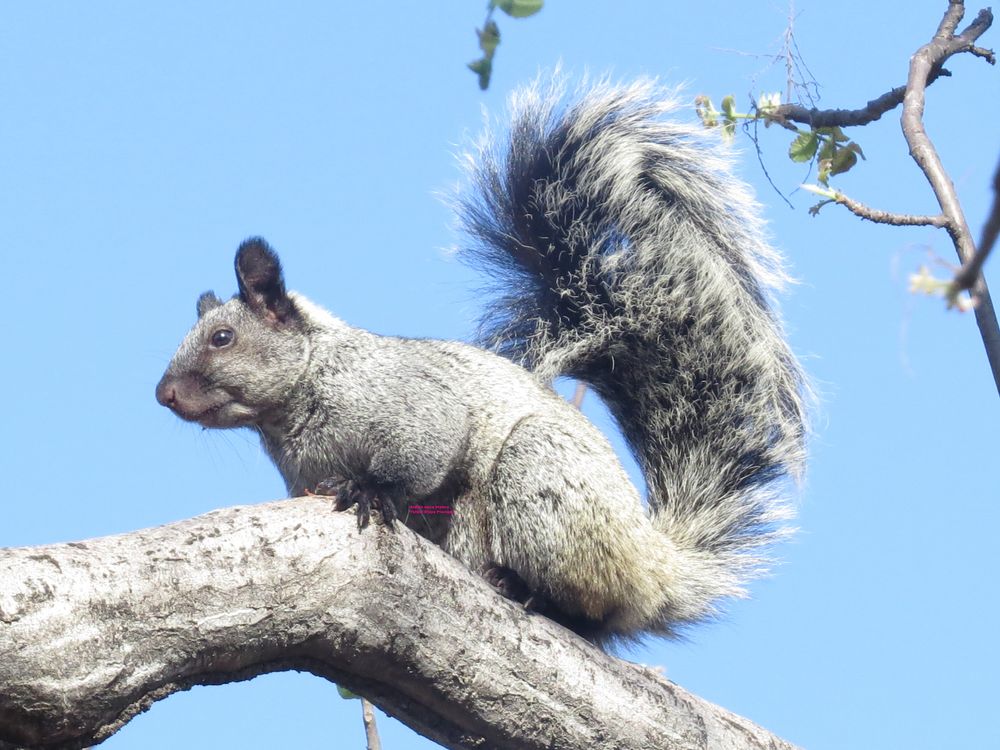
[196,291,222,318]
[234,237,298,325]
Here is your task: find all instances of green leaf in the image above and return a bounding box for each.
[817,138,836,163]
[817,125,849,143]
[495,0,544,18]
[694,95,718,128]
[789,131,819,162]
[829,146,859,177]
[338,686,361,700]
[468,57,493,90]
[721,95,737,123]
[817,158,832,187]
[477,21,500,55]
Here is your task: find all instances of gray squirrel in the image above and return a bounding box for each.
[156,79,806,645]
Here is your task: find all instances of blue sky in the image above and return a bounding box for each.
[2,2,997,748]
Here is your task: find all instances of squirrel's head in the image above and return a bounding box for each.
[156,238,310,429]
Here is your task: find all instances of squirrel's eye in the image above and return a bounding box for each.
[210,328,235,348]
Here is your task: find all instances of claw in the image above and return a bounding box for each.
[315,476,397,530]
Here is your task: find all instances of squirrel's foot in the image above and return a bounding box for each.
[312,477,398,531]
[484,565,548,612]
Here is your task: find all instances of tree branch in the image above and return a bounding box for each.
[953,152,1000,294]
[770,68,952,128]
[766,3,1000,391]
[830,190,948,227]
[901,2,1000,392]
[766,3,996,131]
[362,698,382,750]
[0,498,797,750]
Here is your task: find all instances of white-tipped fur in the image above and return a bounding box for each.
[458,77,807,638]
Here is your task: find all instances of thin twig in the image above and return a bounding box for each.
[901,1,1000,393]
[832,192,948,227]
[362,698,382,750]
[953,153,1000,293]
[784,1,795,105]
[748,117,796,210]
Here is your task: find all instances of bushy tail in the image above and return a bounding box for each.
[460,78,807,608]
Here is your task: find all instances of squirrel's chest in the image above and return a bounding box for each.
[260,429,346,496]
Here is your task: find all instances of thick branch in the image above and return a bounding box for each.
[901,2,1000,392]
[0,498,796,750]
[936,0,971,36]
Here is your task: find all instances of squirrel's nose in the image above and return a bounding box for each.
[155,376,177,408]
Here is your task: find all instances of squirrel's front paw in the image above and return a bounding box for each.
[312,477,398,531]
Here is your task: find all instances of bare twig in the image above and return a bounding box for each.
[901,2,1000,392]
[362,698,382,750]
[832,191,948,227]
[770,68,951,128]
[953,153,1000,293]
[934,0,967,36]
[746,116,797,210]
[784,1,796,105]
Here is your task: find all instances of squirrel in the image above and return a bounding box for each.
[156,79,806,646]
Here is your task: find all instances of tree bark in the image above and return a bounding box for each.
[0,497,797,750]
